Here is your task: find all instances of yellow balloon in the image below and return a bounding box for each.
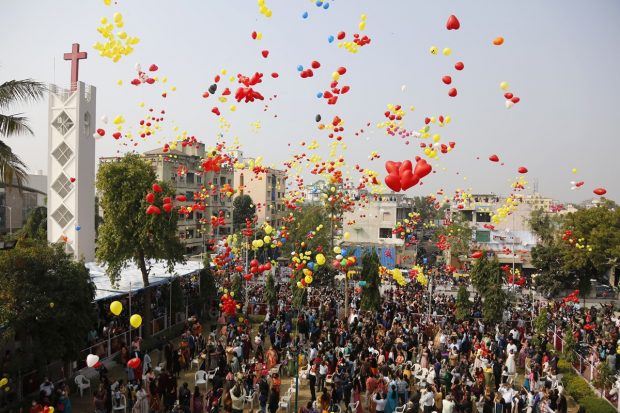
[343,232,350,240]
[263,236,271,244]
[264,224,273,235]
[130,314,142,328]
[499,81,509,91]
[315,253,326,265]
[110,300,123,315]
[0,378,7,387]
[442,47,452,56]
[429,46,438,55]
[305,275,313,284]
[256,240,264,248]
[333,246,341,254]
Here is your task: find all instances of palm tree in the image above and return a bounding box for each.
[0,79,47,189]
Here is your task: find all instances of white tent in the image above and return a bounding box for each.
[86,260,202,300]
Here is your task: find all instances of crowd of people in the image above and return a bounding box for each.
[18,271,618,413]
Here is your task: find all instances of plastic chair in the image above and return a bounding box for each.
[394,406,405,413]
[278,388,293,413]
[195,370,207,391]
[348,400,359,413]
[74,374,91,397]
[191,357,201,370]
[242,390,256,410]
[112,394,127,413]
[206,367,219,391]
[153,362,166,375]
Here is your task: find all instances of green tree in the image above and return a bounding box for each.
[534,307,550,337]
[562,325,577,363]
[455,285,472,321]
[470,254,507,322]
[470,254,501,296]
[19,205,47,240]
[287,204,330,253]
[360,250,381,312]
[96,154,185,336]
[482,287,508,323]
[199,253,217,312]
[0,240,96,370]
[233,194,256,232]
[435,212,473,258]
[264,271,278,310]
[0,79,47,189]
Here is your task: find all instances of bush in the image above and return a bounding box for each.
[557,359,573,374]
[564,373,595,401]
[578,396,617,413]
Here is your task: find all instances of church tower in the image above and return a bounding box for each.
[47,43,96,262]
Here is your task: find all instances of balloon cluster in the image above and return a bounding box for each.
[501,265,525,286]
[93,13,140,62]
[257,0,272,17]
[561,230,593,252]
[220,290,239,316]
[130,63,159,86]
[500,82,521,109]
[384,157,432,192]
[245,259,273,281]
[317,67,350,105]
[410,265,427,286]
[392,212,421,246]
[145,183,178,215]
[563,289,580,304]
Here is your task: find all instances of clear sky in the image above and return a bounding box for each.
[3,0,619,203]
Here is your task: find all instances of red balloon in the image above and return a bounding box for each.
[152,183,163,193]
[96,128,105,136]
[414,159,432,179]
[442,76,452,85]
[337,31,346,40]
[448,88,457,97]
[145,193,155,203]
[385,174,402,192]
[250,266,259,274]
[400,170,419,191]
[336,67,347,75]
[264,262,272,270]
[471,251,483,259]
[243,274,253,281]
[235,265,244,272]
[113,132,122,139]
[489,154,499,162]
[261,50,269,58]
[127,357,141,369]
[385,161,402,175]
[176,195,187,202]
[518,166,528,174]
[593,188,607,196]
[311,60,321,69]
[162,203,173,213]
[146,205,161,215]
[454,61,464,71]
[446,14,461,30]
[250,259,259,267]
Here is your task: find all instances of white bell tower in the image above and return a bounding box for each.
[47,43,96,262]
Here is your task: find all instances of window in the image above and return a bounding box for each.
[379,228,392,239]
[52,142,73,166]
[475,230,491,243]
[382,212,390,221]
[185,191,193,201]
[186,173,195,184]
[52,111,74,135]
[187,211,194,220]
[187,229,194,239]
[197,175,202,184]
[51,173,72,198]
[476,212,491,223]
[51,204,74,228]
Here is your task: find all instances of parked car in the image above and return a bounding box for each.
[595,284,614,298]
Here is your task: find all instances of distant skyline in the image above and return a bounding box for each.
[3,0,619,204]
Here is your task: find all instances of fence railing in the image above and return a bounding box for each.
[549,327,618,411]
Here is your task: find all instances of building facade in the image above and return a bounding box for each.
[0,172,47,234]
[100,142,234,255]
[235,165,288,229]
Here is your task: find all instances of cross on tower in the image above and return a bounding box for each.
[63,43,87,92]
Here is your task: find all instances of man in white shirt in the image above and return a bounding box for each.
[499,383,516,413]
[442,394,455,413]
[420,386,434,413]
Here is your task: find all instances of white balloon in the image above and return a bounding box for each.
[100,115,108,124]
[505,100,514,109]
[571,186,577,191]
[336,254,343,260]
[86,354,99,368]
[401,85,407,92]
[135,63,142,72]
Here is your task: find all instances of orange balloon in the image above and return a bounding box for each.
[493,37,504,46]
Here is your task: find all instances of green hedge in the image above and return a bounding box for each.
[557,357,616,412]
[578,396,616,413]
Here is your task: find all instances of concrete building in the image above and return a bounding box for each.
[47,80,96,262]
[100,142,234,255]
[0,172,47,234]
[304,179,328,204]
[235,164,287,228]
[446,192,558,270]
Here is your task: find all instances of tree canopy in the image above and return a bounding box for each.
[0,240,96,369]
[232,194,256,233]
[96,154,185,335]
[287,204,330,253]
[530,201,620,295]
[360,250,381,312]
[470,254,506,322]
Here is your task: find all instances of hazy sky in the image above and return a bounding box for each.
[3,0,619,203]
